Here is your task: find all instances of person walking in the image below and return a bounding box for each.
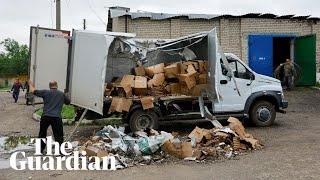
[283,59,295,90]
[11,79,24,103]
[29,80,70,153]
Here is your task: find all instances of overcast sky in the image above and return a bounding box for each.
[0,0,319,46]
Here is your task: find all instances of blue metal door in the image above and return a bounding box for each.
[248,35,273,76]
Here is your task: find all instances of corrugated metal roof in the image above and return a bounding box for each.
[109,8,319,21]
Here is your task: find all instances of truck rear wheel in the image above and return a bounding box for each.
[249,100,276,127]
[129,109,159,132]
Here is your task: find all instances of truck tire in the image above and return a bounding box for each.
[129,109,159,132]
[249,100,276,127]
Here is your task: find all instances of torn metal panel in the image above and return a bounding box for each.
[207,28,218,102]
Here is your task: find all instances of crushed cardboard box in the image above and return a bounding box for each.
[140,96,154,110]
[108,97,133,113]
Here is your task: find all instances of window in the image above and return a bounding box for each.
[221,59,251,79]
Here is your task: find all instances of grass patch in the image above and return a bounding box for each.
[316,82,320,88]
[0,86,10,92]
[35,105,75,119]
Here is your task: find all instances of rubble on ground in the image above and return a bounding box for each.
[105,60,209,113]
[74,117,262,170]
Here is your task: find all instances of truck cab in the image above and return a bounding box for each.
[215,53,287,126]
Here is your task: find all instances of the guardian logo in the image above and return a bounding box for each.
[10,136,116,170]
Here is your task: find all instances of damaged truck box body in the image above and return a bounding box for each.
[28,27,288,131]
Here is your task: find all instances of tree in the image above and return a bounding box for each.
[0,38,29,77]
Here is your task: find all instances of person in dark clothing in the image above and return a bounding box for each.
[283,59,295,90]
[29,80,70,153]
[11,79,24,103]
[24,81,31,105]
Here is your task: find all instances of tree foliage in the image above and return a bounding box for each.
[0,38,29,77]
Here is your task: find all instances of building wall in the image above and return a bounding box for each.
[112,16,320,71]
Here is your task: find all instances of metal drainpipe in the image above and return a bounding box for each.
[125,15,128,33]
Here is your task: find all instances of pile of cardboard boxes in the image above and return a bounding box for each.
[106,60,209,114]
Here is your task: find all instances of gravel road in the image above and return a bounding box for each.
[0,88,319,180]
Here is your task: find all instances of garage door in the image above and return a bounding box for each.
[248,35,273,77]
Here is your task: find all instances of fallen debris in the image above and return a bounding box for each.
[73,117,262,170]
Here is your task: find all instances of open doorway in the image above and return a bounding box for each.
[273,37,292,70]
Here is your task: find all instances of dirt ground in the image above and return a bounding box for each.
[0,88,320,180]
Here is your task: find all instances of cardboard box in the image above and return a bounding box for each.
[180,84,190,95]
[152,73,165,86]
[188,126,204,143]
[135,66,146,76]
[180,63,188,74]
[145,63,164,77]
[120,75,135,88]
[178,74,196,89]
[85,146,100,157]
[121,98,133,112]
[198,74,207,84]
[108,97,132,113]
[161,140,193,159]
[97,150,109,158]
[120,84,132,97]
[134,76,148,95]
[167,83,181,94]
[140,96,154,110]
[164,62,180,78]
[187,64,197,74]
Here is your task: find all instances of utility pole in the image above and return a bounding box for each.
[56,0,61,30]
[83,19,86,30]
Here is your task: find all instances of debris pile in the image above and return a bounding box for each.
[105,60,209,113]
[77,117,262,169]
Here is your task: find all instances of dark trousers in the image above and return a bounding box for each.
[12,91,19,103]
[39,116,64,153]
[284,76,293,90]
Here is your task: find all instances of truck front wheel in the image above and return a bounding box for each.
[129,109,159,132]
[249,100,276,126]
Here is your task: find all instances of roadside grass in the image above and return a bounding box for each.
[35,105,75,119]
[0,86,11,92]
[316,81,320,88]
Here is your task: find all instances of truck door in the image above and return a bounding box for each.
[69,31,114,115]
[217,58,252,112]
[29,27,70,91]
[295,34,316,86]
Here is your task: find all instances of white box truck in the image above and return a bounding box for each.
[28,26,288,131]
